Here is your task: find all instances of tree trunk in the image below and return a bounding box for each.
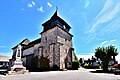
[113,56,115,61]
[103,61,109,72]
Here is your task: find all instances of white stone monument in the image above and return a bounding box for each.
[9,44,29,75]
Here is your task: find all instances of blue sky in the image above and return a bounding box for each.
[0,0,120,57]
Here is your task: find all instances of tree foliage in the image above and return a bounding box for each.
[95,45,118,71]
[31,55,50,71]
[39,56,50,70]
[31,56,38,68]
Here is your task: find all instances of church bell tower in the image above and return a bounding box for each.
[40,9,74,69]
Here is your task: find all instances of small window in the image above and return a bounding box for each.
[65,38,67,41]
[63,25,65,29]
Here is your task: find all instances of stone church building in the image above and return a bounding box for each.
[11,10,77,70]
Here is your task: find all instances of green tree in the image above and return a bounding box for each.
[106,45,118,61]
[31,56,39,69]
[31,55,50,71]
[95,45,118,71]
[39,55,50,70]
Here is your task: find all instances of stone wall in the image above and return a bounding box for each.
[40,26,74,69]
[41,27,58,68]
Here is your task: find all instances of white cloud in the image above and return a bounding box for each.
[47,2,52,8]
[110,39,117,42]
[86,33,96,44]
[101,39,117,45]
[28,3,33,8]
[87,0,120,33]
[28,1,35,8]
[102,18,120,33]
[37,6,44,12]
[85,0,120,44]
[32,1,35,6]
[101,41,108,45]
[0,46,6,48]
[84,0,90,8]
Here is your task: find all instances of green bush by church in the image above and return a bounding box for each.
[31,56,50,71]
[72,60,79,70]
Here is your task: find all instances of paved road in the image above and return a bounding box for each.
[0,69,120,80]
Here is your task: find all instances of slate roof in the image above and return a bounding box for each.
[12,38,41,50]
[41,10,72,34]
[42,10,71,28]
[22,38,41,50]
[12,38,30,50]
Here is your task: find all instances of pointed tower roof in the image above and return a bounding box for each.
[42,10,71,29]
[50,9,61,19]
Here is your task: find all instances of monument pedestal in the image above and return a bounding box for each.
[11,59,26,71]
[8,44,29,75]
[9,59,29,75]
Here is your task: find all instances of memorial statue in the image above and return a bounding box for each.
[9,44,29,75]
[16,45,22,60]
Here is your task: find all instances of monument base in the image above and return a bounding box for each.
[8,59,29,75]
[8,44,29,75]
[8,70,29,75]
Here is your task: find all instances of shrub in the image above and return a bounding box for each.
[51,65,59,71]
[39,56,50,70]
[72,61,79,70]
[84,63,89,67]
[30,56,50,71]
[31,56,38,69]
[83,63,90,68]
